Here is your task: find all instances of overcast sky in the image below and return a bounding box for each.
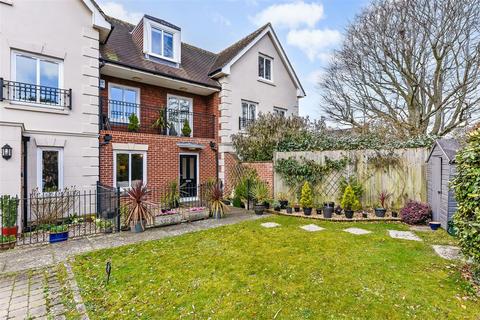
[98,0,369,120]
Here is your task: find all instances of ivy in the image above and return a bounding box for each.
[451,127,480,265]
[274,156,349,191]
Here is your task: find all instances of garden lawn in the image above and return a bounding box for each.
[72,216,479,319]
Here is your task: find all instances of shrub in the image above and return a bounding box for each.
[232,197,243,208]
[400,200,431,225]
[182,119,192,137]
[341,185,361,211]
[0,195,18,227]
[299,182,313,208]
[128,113,140,132]
[451,127,480,264]
[339,177,363,202]
[251,181,270,205]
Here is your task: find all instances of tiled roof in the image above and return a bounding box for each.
[100,17,220,88]
[209,23,271,75]
[100,16,271,89]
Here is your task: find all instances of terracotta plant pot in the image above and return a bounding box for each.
[0,240,16,251]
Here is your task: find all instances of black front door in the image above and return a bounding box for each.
[180,154,198,198]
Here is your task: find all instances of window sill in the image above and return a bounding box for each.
[5,102,69,115]
[258,78,275,86]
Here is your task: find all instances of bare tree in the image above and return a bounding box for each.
[320,0,480,137]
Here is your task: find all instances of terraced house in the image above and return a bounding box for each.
[0,0,304,203]
[98,11,304,196]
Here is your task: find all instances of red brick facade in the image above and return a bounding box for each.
[242,161,274,196]
[99,75,219,189]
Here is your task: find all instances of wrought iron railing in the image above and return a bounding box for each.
[239,116,255,130]
[0,182,218,246]
[101,98,215,139]
[0,78,72,109]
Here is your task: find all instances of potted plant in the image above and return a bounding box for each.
[334,205,343,215]
[362,211,368,218]
[341,185,361,219]
[168,122,177,136]
[0,235,16,251]
[374,191,391,218]
[251,181,269,215]
[272,200,281,212]
[49,225,69,243]
[300,182,313,215]
[277,192,289,209]
[429,221,441,230]
[321,202,333,217]
[208,182,229,219]
[391,210,398,218]
[126,182,154,233]
[95,218,113,233]
[151,108,168,134]
[127,113,140,132]
[313,193,323,215]
[181,119,192,137]
[1,195,19,236]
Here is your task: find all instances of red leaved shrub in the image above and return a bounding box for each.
[400,200,432,225]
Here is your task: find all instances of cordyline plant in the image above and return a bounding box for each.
[126,182,154,230]
[208,182,229,219]
[377,191,392,209]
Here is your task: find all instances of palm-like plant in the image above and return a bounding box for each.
[126,182,154,231]
[208,182,229,219]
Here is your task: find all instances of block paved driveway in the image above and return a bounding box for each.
[0,209,263,319]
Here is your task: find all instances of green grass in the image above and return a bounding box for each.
[72,216,479,319]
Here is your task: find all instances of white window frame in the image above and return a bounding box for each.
[167,94,194,136]
[144,19,181,63]
[113,150,147,189]
[179,152,199,202]
[11,50,64,107]
[36,147,64,192]
[274,107,287,117]
[240,100,257,130]
[258,54,273,82]
[108,83,141,124]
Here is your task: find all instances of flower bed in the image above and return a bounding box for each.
[268,209,402,222]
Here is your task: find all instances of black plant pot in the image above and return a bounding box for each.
[286,207,293,214]
[324,202,335,208]
[392,211,398,218]
[303,207,312,216]
[323,206,333,218]
[279,200,288,209]
[264,202,270,209]
[274,206,281,212]
[374,208,386,218]
[316,208,322,215]
[254,204,265,215]
[294,206,300,213]
[345,210,354,219]
[334,206,343,215]
[362,212,368,219]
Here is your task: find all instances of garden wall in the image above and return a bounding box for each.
[242,161,274,197]
[274,148,429,209]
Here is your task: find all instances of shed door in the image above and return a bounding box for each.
[431,157,442,221]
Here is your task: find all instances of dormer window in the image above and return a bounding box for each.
[151,28,174,59]
[142,16,181,64]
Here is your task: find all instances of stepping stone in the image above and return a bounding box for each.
[261,222,281,228]
[388,230,422,241]
[410,225,433,232]
[344,227,371,235]
[432,245,462,260]
[300,224,325,232]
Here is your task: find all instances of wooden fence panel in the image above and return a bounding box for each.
[273,148,428,209]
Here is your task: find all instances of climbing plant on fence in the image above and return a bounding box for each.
[451,126,480,265]
[274,156,349,191]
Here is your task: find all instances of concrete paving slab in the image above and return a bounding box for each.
[344,227,371,235]
[300,224,325,232]
[388,230,422,241]
[432,245,462,260]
